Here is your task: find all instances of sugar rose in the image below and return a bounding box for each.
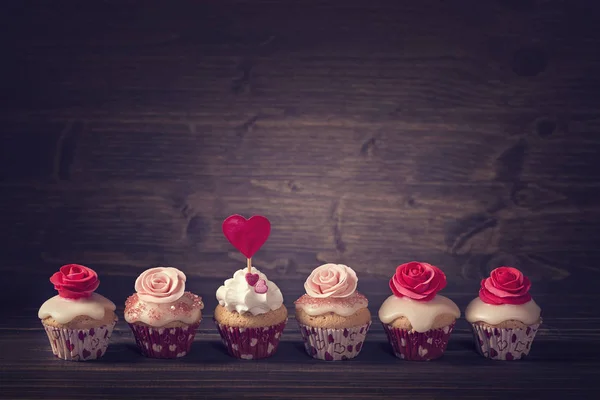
[135,267,186,303]
[305,263,358,298]
[479,266,532,305]
[389,261,447,302]
[50,264,100,300]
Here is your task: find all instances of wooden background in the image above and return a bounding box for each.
[1,0,599,398]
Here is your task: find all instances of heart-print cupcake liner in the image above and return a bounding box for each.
[471,322,540,360]
[382,321,455,361]
[298,322,371,361]
[129,322,200,359]
[43,318,117,361]
[214,319,287,360]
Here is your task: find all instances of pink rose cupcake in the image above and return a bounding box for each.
[465,266,542,360]
[124,266,204,359]
[378,261,460,361]
[295,263,371,361]
[38,264,118,361]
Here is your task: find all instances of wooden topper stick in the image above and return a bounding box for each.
[247,257,252,273]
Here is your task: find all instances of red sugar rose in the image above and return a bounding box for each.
[479,266,531,305]
[389,261,447,302]
[50,264,100,299]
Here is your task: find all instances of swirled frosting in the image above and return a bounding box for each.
[216,267,284,315]
[38,293,116,324]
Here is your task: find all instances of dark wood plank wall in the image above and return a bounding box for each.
[1,0,599,302]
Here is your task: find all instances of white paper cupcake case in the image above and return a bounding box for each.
[298,322,371,361]
[43,319,117,361]
[471,322,540,361]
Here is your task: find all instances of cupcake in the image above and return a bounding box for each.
[215,214,288,360]
[38,264,118,361]
[295,263,371,361]
[465,266,541,361]
[124,266,204,359]
[214,267,287,360]
[378,261,460,361]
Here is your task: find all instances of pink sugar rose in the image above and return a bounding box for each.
[135,267,186,303]
[50,264,100,299]
[479,266,532,305]
[389,261,447,302]
[304,263,358,298]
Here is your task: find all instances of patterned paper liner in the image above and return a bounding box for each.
[129,322,200,359]
[43,318,117,361]
[214,319,287,360]
[382,321,455,361]
[298,321,371,361]
[471,322,540,360]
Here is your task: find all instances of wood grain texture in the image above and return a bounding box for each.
[1,0,599,397]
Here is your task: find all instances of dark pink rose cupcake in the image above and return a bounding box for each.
[38,264,118,361]
[378,261,460,361]
[465,266,542,360]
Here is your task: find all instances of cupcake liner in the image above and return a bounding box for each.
[214,319,287,360]
[382,321,455,361]
[471,323,540,360]
[129,322,200,359]
[43,318,117,361]
[298,322,371,361]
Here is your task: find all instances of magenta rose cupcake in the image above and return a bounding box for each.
[124,266,204,359]
[378,261,460,361]
[294,263,371,361]
[38,264,118,361]
[465,266,542,360]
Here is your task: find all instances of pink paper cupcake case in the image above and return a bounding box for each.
[129,322,200,359]
[298,322,371,361]
[382,321,455,361]
[214,319,287,360]
[43,319,117,361]
[471,323,540,360]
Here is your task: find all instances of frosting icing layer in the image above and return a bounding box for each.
[216,267,283,315]
[124,291,204,326]
[465,297,541,325]
[295,292,368,317]
[378,294,461,332]
[38,293,116,324]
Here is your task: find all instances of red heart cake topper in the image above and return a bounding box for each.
[222,215,271,259]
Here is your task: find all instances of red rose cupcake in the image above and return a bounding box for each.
[378,261,460,361]
[465,266,542,360]
[38,264,118,361]
[124,266,204,359]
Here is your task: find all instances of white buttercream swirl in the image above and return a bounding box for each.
[216,267,284,315]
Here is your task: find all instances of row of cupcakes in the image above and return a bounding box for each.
[38,262,541,362]
[38,214,541,362]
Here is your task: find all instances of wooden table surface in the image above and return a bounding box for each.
[1,0,600,399]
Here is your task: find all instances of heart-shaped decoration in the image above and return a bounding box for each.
[334,343,346,354]
[222,215,271,258]
[254,279,268,294]
[245,273,260,286]
[418,346,428,358]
